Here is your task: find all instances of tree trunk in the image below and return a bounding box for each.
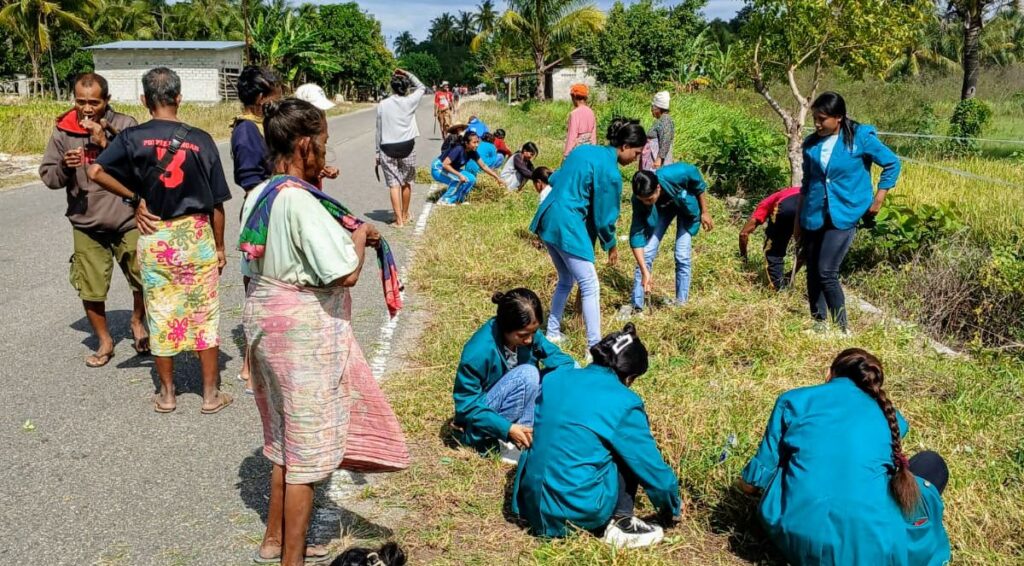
[961,11,983,100]
[533,48,545,100]
[29,52,41,96]
[786,124,804,187]
[48,44,62,100]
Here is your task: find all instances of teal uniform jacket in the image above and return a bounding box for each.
[629,162,707,248]
[529,145,623,262]
[800,124,901,231]
[512,365,681,537]
[742,377,951,565]
[453,318,574,450]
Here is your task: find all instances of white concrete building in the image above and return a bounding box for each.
[84,41,245,103]
[547,54,597,102]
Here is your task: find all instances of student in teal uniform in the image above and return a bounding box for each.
[739,348,951,566]
[513,324,681,549]
[453,288,575,464]
[530,118,646,350]
[795,92,900,334]
[624,165,714,317]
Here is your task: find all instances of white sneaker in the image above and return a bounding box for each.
[498,440,522,465]
[616,304,643,321]
[602,516,664,548]
[584,351,593,366]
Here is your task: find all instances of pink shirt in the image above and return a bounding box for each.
[564,105,597,157]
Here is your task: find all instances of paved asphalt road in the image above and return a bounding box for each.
[0,99,441,565]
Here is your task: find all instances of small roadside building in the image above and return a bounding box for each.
[502,51,599,102]
[84,41,245,103]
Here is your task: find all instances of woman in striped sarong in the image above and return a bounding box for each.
[239,98,386,566]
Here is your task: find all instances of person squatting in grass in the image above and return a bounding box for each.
[239,98,384,566]
[624,164,714,318]
[452,289,575,465]
[39,72,148,368]
[88,67,233,415]
[493,128,513,159]
[739,186,802,291]
[739,348,951,565]
[465,132,505,176]
[530,118,646,352]
[499,141,538,190]
[512,323,681,549]
[431,129,506,205]
[231,65,284,394]
[376,69,427,227]
[795,91,900,335]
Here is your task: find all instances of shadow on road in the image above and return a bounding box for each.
[364,209,397,223]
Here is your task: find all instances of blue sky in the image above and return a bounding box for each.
[333,1,745,47]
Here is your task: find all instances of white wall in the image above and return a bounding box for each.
[93,48,243,103]
[551,63,597,101]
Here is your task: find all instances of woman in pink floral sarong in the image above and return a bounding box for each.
[240,98,381,566]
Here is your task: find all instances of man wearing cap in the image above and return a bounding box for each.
[647,91,674,170]
[564,83,596,158]
[434,82,454,133]
[39,72,148,368]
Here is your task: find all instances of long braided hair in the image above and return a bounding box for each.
[830,348,920,515]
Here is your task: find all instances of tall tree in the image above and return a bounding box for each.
[476,0,605,100]
[741,0,931,185]
[393,30,416,57]
[94,0,159,40]
[475,0,498,33]
[457,10,476,43]
[886,14,960,78]
[429,12,457,44]
[945,1,1013,99]
[249,3,340,84]
[316,3,394,95]
[0,0,98,96]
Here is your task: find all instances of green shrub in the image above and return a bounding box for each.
[945,98,993,156]
[695,121,787,200]
[848,198,963,269]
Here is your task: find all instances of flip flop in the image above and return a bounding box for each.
[200,392,234,415]
[86,350,115,368]
[153,394,176,414]
[252,545,331,564]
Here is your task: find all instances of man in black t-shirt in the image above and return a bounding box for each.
[89,67,233,415]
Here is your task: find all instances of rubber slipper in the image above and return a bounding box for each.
[201,392,234,415]
[86,350,115,368]
[153,394,176,413]
[252,545,330,564]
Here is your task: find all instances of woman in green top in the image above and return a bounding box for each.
[739,348,951,565]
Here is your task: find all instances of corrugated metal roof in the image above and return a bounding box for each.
[84,41,245,51]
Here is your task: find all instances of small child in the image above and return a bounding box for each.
[499,141,538,190]
[493,129,513,158]
[531,166,553,203]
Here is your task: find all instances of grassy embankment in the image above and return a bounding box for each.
[366,99,1024,565]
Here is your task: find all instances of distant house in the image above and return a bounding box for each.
[84,41,245,103]
[502,51,599,102]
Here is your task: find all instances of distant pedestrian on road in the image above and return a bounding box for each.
[794,92,900,335]
[563,83,597,158]
[88,67,233,415]
[739,186,801,291]
[531,118,645,352]
[39,72,147,367]
[376,69,426,227]
[434,82,454,133]
[239,98,383,566]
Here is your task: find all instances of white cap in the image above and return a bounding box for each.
[652,90,671,110]
[294,84,335,110]
[441,81,450,87]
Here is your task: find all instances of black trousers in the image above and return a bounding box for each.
[614,465,640,518]
[764,220,793,291]
[804,222,856,329]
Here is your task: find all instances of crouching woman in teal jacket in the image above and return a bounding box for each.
[512,323,681,549]
[739,348,951,566]
[453,288,575,464]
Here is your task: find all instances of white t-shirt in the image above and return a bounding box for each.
[376,72,426,151]
[538,185,552,203]
[820,134,839,171]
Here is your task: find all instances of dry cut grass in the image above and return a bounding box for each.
[372,108,1024,563]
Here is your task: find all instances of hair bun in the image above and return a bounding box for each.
[262,99,282,119]
[491,291,505,304]
[622,322,637,335]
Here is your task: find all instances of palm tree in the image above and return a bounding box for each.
[474,0,498,33]
[456,10,475,44]
[393,30,416,57]
[429,12,457,45]
[0,0,98,97]
[885,17,960,79]
[95,0,159,40]
[474,0,604,100]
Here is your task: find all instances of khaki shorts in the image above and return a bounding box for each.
[69,227,143,302]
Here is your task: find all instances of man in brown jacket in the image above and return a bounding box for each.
[39,72,148,367]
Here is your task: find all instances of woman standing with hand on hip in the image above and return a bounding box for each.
[530,118,646,352]
[795,92,900,335]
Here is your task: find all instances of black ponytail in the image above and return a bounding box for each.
[491,288,544,334]
[811,91,859,150]
[606,117,646,148]
[589,323,648,381]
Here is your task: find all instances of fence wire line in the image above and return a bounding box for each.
[801,125,1024,145]
[899,155,1024,189]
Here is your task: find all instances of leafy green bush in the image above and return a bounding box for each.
[848,198,963,269]
[945,98,993,156]
[695,121,786,200]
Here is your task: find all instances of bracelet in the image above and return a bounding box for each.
[123,192,141,209]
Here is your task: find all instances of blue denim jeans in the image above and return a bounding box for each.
[431,158,477,204]
[485,364,541,428]
[465,155,504,175]
[631,211,693,309]
[545,243,602,347]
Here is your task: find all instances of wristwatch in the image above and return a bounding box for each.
[124,192,141,209]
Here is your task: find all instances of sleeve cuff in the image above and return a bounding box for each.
[741,457,776,490]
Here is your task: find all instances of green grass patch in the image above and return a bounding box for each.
[376,101,1024,564]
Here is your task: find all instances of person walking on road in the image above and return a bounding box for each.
[563,83,597,158]
[376,69,426,227]
[239,98,383,566]
[39,72,148,368]
[434,82,455,134]
[88,67,233,415]
[739,186,801,291]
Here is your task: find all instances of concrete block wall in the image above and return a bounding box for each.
[551,64,597,102]
[93,48,243,103]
